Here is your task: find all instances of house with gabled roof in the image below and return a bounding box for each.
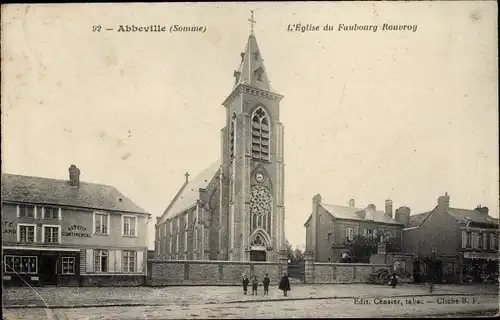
[403,192,498,283]
[1,165,151,287]
[303,194,406,262]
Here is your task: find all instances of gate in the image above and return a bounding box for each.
[287,261,305,283]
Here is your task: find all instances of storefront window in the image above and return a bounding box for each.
[62,257,75,275]
[4,255,37,274]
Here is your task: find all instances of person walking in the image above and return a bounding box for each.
[251,275,259,295]
[263,273,270,296]
[279,273,291,297]
[242,274,249,295]
[390,273,398,288]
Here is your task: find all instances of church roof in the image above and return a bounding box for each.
[161,159,221,221]
[1,173,149,215]
[232,34,273,92]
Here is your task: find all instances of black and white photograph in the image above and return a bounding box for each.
[1,2,498,319]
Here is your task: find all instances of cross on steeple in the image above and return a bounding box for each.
[248,10,256,35]
[185,172,190,182]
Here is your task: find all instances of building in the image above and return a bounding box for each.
[403,192,498,283]
[1,165,150,287]
[304,194,406,262]
[154,23,286,262]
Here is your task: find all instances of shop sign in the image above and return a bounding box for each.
[464,252,499,261]
[62,225,91,238]
[2,221,16,234]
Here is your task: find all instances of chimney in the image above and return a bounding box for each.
[395,206,411,228]
[437,192,450,209]
[385,199,393,218]
[68,164,80,187]
[348,199,355,208]
[475,205,489,215]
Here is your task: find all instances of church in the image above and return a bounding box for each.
[154,14,286,262]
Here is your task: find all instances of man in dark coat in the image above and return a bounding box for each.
[278,273,291,296]
[263,273,270,296]
[242,274,249,295]
[390,273,398,288]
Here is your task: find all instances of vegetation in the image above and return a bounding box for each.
[339,234,398,263]
[285,239,305,264]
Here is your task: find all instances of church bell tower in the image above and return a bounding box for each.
[219,11,285,262]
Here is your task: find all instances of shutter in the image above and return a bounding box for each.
[86,249,94,273]
[135,216,139,237]
[115,250,122,273]
[461,231,466,248]
[136,251,144,273]
[108,250,115,272]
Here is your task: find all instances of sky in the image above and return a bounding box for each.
[2,2,498,250]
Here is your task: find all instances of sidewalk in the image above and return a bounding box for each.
[2,283,498,309]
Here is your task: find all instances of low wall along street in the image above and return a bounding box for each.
[304,261,392,284]
[148,260,286,286]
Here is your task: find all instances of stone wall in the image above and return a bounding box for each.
[81,275,145,287]
[305,260,391,284]
[148,259,285,286]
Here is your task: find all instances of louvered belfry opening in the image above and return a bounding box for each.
[251,107,270,161]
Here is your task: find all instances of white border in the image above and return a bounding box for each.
[42,224,62,244]
[17,223,37,243]
[61,256,75,275]
[121,214,138,237]
[93,211,110,235]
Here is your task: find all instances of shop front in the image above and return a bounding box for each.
[461,251,498,283]
[2,247,80,287]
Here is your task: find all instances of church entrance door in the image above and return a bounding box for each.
[250,250,266,262]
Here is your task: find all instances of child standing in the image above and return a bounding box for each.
[263,273,270,296]
[251,275,258,295]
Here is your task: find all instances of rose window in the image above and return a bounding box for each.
[250,186,272,232]
[252,235,263,246]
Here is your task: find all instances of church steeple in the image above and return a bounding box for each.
[232,11,272,92]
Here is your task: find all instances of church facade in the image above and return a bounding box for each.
[154,27,286,262]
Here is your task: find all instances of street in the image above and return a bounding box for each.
[2,294,498,319]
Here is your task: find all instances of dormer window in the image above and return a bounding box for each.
[253,51,260,61]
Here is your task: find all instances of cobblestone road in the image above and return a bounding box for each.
[2,295,498,319]
[3,283,498,308]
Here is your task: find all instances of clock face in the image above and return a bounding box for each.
[255,172,265,183]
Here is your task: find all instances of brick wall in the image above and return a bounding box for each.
[149,259,285,286]
[305,261,391,284]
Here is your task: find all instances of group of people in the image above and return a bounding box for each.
[242,273,291,296]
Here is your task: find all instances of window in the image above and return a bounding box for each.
[18,204,35,218]
[93,249,108,272]
[364,229,374,237]
[466,231,472,248]
[345,227,354,241]
[43,225,60,243]
[461,231,467,248]
[176,224,180,255]
[489,234,494,250]
[94,212,109,234]
[472,232,479,249]
[62,257,75,275]
[254,67,264,81]
[251,106,270,162]
[123,251,136,272]
[4,255,37,274]
[327,232,332,243]
[18,224,36,243]
[229,112,237,159]
[43,207,60,220]
[478,233,484,249]
[122,216,137,236]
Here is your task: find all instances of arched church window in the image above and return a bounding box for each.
[229,112,237,160]
[250,186,272,234]
[251,107,270,162]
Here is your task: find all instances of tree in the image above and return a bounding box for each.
[293,247,304,263]
[284,239,294,262]
[344,234,378,263]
